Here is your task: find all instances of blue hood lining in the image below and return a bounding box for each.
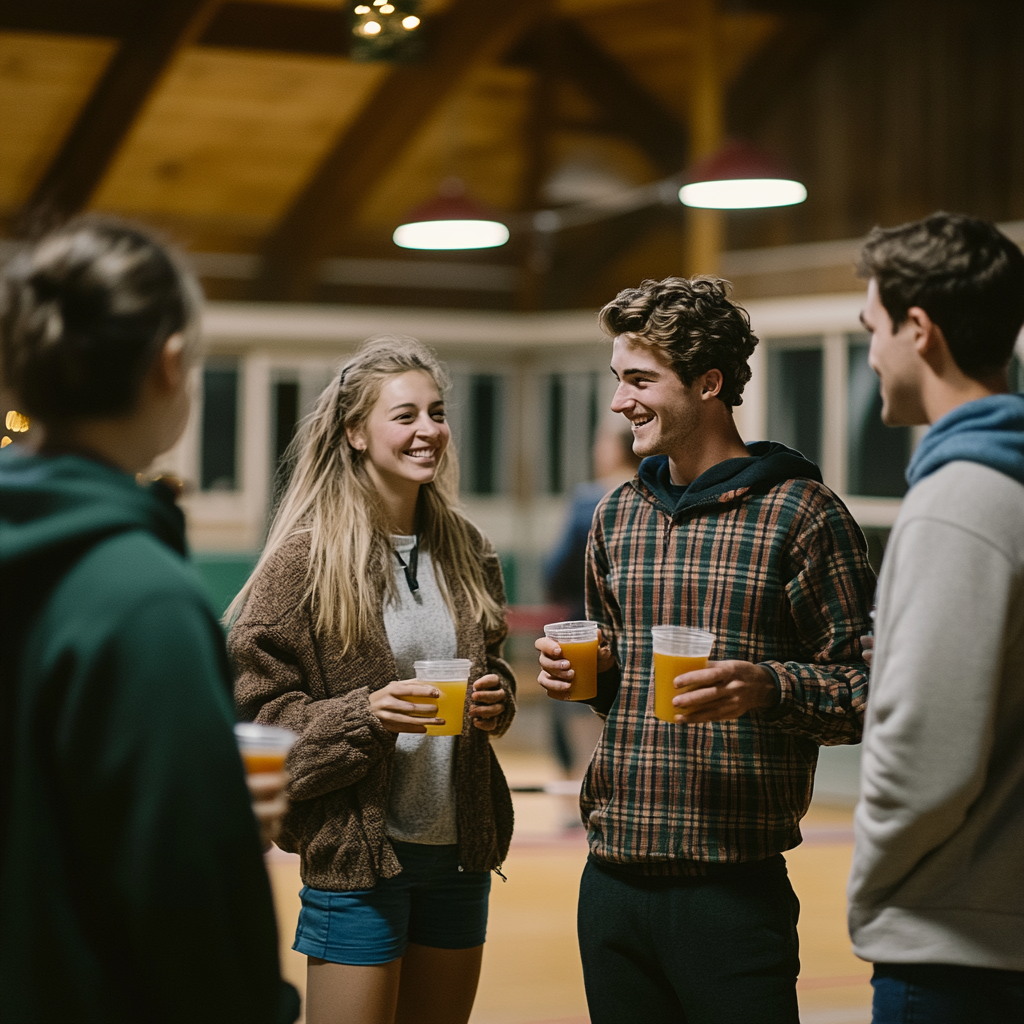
[906,394,1024,489]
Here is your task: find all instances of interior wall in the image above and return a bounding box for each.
[727,0,1024,251]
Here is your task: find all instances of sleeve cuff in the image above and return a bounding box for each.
[582,665,621,717]
[754,662,788,721]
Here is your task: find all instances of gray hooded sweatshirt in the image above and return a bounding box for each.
[848,394,1024,970]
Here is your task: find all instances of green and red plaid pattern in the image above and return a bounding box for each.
[583,477,874,874]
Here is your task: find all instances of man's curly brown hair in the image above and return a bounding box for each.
[598,276,758,407]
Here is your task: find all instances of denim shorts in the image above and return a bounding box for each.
[293,841,491,965]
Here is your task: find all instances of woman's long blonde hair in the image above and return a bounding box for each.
[226,335,504,649]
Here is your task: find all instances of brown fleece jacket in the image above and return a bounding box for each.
[229,530,516,891]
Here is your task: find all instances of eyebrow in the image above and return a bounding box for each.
[612,365,661,378]
[388,400,444,412]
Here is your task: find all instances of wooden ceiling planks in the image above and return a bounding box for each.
[16,1,220,233]
[91,49,386,241]
[0,33,115,219]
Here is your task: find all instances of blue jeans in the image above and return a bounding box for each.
[294,841,491,965]
[872,962,1024,1024]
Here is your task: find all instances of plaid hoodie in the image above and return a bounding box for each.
[583,443,874,875]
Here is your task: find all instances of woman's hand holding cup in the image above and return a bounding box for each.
[469,673,505,731]
[369,678,442,733]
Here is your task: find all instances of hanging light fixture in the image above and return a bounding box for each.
[678,140,807,210]
[393,178,510,251]
[349,0,423,62]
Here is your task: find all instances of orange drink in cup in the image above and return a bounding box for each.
[409,659,472,736]
[234,722,297,774]
[651,626,716,722]
[543,620,599,701]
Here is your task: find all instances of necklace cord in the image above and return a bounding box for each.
[394,540,419,593]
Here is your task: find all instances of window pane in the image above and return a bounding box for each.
[1009,354,1024,394]
[847,339,910,497]
[274,381,299,467]
[547,374,564,494]
[469,374,498,495]
[767,345,823,466]
[201,365,238,491]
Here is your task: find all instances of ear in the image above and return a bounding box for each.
[906,306,940,353]
[906,306,952,370]
[699,368,725,400]
[346,424,366,452]
[151,333,186,395]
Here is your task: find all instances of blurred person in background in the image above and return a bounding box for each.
[849,213,1024,1023]
[228,336,516,1024]
[537,277,875,1024]
[544,422,640,804]
[0,219,298,1023]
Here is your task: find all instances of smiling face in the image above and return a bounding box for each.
[609,334,707,461]
[862,278,928,426]
[348,369,450,493]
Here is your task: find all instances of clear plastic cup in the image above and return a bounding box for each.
[650,626,716,722]
[543,620,599,701]
[234,722,297,774]
[410,659,473,736]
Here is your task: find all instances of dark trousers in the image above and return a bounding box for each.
[578,854,800,1024]
[872,962,1024,1024]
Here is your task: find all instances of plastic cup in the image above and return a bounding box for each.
[410,659,472,736]
[234,722,297,774]
[543,620,599,701]
[650,626,716,722]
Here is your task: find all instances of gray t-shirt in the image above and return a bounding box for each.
[383,534,459,845]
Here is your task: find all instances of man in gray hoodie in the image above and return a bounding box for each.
[848,212,1024,1023]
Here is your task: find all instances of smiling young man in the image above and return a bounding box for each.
[537,276,875,1023]
[847,214,1024,1024]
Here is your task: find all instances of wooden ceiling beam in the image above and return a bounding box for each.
[726,1,854,134]
[252,0,547,302]
[3,2,350,59]
[15,1,219,234]
[198,1,348,56]
[508,18,687,177]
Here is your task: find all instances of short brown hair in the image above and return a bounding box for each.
[598,276,757,406]
[857,213,1024,380]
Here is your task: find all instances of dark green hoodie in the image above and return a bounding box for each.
[0,448,298,1024]
[636,440,823,518]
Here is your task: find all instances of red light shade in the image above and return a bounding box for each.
[679,140,806,209]
[402,178,494,222]
[684,140,792,183]
[394,178,510,250]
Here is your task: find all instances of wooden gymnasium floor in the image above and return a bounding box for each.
[265,745,872,1024]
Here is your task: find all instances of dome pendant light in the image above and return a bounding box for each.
[393,178,510,251]
[678,140,807,210]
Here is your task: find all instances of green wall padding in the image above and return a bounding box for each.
[192,552,259,618]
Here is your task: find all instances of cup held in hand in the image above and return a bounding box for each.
[650,626,715,723]
[543,620,599,701]
[411,659,472,736]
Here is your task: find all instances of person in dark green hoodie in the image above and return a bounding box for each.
[0,218,299,1023]
[536,277,876,1024]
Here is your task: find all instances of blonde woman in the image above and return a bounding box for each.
[228,336,515,1024]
